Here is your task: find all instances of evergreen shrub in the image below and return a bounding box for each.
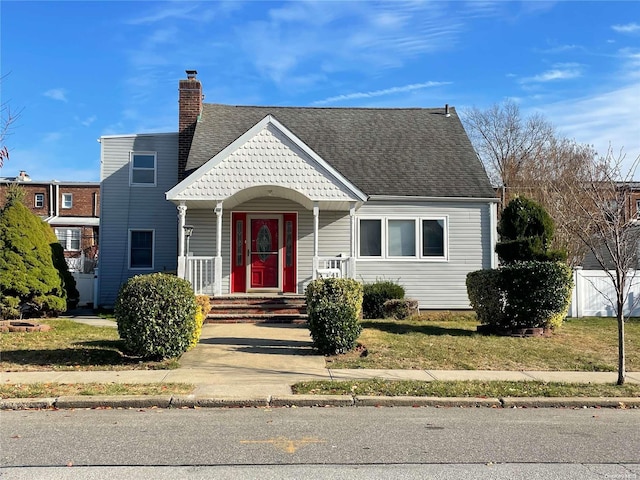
[382,298,419,320]
[500,261,573,330]
[115,273,197,359]
[0,200,66,318]
[496,196,567,264]
[466,262,573,331]
[305,278,363,355]
[189,295,211,350]
[362,280,405,319]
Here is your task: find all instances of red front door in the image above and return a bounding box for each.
[250,218,279,289]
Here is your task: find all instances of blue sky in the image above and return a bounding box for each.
[1,1,639,182]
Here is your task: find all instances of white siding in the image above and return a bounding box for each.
[355,200,493,309]
[98,134,179,307]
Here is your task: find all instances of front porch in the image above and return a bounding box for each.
[166,113,367,297]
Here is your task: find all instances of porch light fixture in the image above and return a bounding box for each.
[183,225,194,256]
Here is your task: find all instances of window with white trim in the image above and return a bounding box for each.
[422,219,446,257]
[388,219,416,257]
[34,193,45,208]
[635,199,640,218]
[62,193,73,209]
[359,219,382,257]
[358,216,448,260]
[55,228,81,251]
[130,152,157,186]
[129,230,154,269]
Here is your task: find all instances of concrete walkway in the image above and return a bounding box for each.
[2,316,640,408]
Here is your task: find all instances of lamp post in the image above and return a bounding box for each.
[183,225,194,280]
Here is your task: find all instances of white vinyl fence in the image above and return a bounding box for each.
[569,268,640,317]
[72,272,97,308]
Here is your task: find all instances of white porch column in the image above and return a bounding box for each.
[349,202,357,279]
[312,202,319,280]
[214,202,223,295]
[177,203,187,278]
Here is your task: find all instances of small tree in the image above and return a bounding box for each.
[553,148,640,385]
[0,195,66,318]
[496,196,566,264]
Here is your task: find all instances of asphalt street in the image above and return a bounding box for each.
[1,407,639,479]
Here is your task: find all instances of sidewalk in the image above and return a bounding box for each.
[2,315,640,409]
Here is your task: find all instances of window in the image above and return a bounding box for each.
[388,219,416,257]
[359,219,382,257]
[129,230,154,269]
[55,228,81,251]
[130,152,156,186]
[34,193,45,208]
[358,216,448,260]
[422,219,446,257]
[635,200,640,218]
[62,193,73,209]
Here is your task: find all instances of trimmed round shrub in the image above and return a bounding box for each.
[466,262,573,331]
[383,298,419,320]
[305,278,363,355]
[363,280,405,319]
[500,261,573,330]
[115,273,197,359]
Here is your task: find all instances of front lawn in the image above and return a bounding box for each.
[0,382,194,399]
[327,313,640,372]
[293,379,640,397]
[0,319,179,371]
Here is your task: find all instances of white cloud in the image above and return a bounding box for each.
[43,88,68,102]
[520,64,583,83]
[80,115,97,127]
[539,82,640,168]
[43,132,62,143]
[314,81,452,105]
[612,23,640,34]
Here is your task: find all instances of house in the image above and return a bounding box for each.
[0,172,100,272]
[97,70,498,309]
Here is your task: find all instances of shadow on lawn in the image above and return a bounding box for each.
[361,320,476,337]
[1,339,147,368]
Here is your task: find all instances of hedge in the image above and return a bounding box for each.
[466,261,573,331]
[305,278,363,354]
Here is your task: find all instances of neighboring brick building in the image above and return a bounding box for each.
[0,171,100,270]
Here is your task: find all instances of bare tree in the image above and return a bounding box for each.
[462,99,555,187]
[552,148,640,385]
[1,74,21,169]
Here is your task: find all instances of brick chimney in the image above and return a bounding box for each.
[178,69,202,181]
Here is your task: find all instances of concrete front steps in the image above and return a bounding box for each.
[206,294,307,324]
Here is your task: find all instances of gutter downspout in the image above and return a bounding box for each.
[49,183,54,217]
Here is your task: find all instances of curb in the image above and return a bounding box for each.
[2,395,639,410]
[355,395,502,408]
[500,397,640,409]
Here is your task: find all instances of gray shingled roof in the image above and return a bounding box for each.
[186,104,494,198]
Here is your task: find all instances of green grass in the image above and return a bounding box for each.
[0,382,194,399]
[293,379,640,398]
[326,313,640,372]
[0,319,180,371]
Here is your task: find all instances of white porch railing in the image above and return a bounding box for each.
[313,256,356,280]
[180,256,217,296]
